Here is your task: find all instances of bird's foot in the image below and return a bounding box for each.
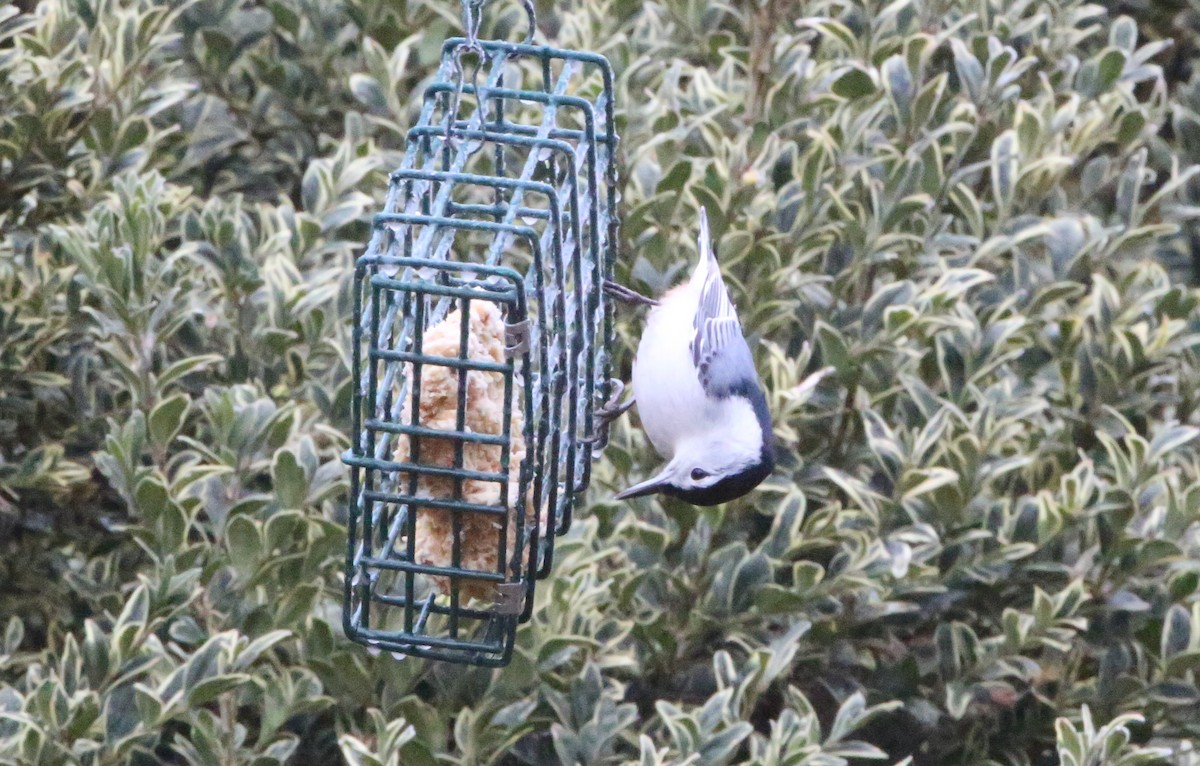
[603,279,659,307]
[595,395,635,426]
[581,380,635,449]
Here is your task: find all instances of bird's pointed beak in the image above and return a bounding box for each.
[615,466,673,500]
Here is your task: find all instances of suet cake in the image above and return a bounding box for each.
[391,300,533,602]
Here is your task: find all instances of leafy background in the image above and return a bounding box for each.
[3,0,1200,764]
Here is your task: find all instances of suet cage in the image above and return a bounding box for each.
[342,0,620,666]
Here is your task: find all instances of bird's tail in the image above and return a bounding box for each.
[693,206,718,286]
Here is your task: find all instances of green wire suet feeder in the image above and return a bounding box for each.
[342,0,620,666]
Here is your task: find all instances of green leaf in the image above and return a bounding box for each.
[755,585,806,613]
[157,354,223,391]
[991,130,1019,212]
[1147,681,1200,706]
[657,159,692,193]
[945,682,972,720]
[1116,148,1147,225]
[275,583,319,625]
[272,449,308,509]
[349,74,387,113]
[1110,16,1138,51]
[2,617,23,655]
[951,39,984,101]
[148,394,189,449]
[233,630,292,671]
[133,685,163,727]
[226,515,262,573]
[1148,425,1198,462]
[1096,49,1126,93]
[1162,605,1192,659]
[815,321,853,378]
[901,467,958,500]
[188,674,251,706]
[134,476,169,519]
[1117,110,1145,145]
[882,55,914,116]
[1044,217,1086,275]
[699,722,752,763]
[198,28,235,70]
[267,1,299,34]
[1056,716,1084,766]
[793,561,824,591]
[832,67,876,99]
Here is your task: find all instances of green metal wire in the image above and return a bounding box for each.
[343,21,620,666]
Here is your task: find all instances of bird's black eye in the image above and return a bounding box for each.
[690,468,709,481]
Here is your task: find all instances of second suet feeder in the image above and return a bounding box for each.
[342,0,620,666]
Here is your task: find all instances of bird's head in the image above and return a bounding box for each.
[615,418,774,506]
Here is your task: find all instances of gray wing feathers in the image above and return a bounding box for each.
[693,261,756,397]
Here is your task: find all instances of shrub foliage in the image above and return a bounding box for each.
[2,0,1200,764]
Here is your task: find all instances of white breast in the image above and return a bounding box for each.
[630,285,710,458]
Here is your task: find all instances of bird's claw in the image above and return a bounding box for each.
[581,379,634,449]
[595,397,635,424]
[604,279,659,307]
[601,378,625,403]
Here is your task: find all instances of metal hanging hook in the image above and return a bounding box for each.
[461,0,486,49]
[444,0,537,149]
[446,0,501,149]
[458,0,536,49]
[520,0,536,45]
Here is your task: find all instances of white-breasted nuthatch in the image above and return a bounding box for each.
[603,208,774,506]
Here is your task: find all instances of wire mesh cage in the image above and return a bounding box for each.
[342,13,620,665]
